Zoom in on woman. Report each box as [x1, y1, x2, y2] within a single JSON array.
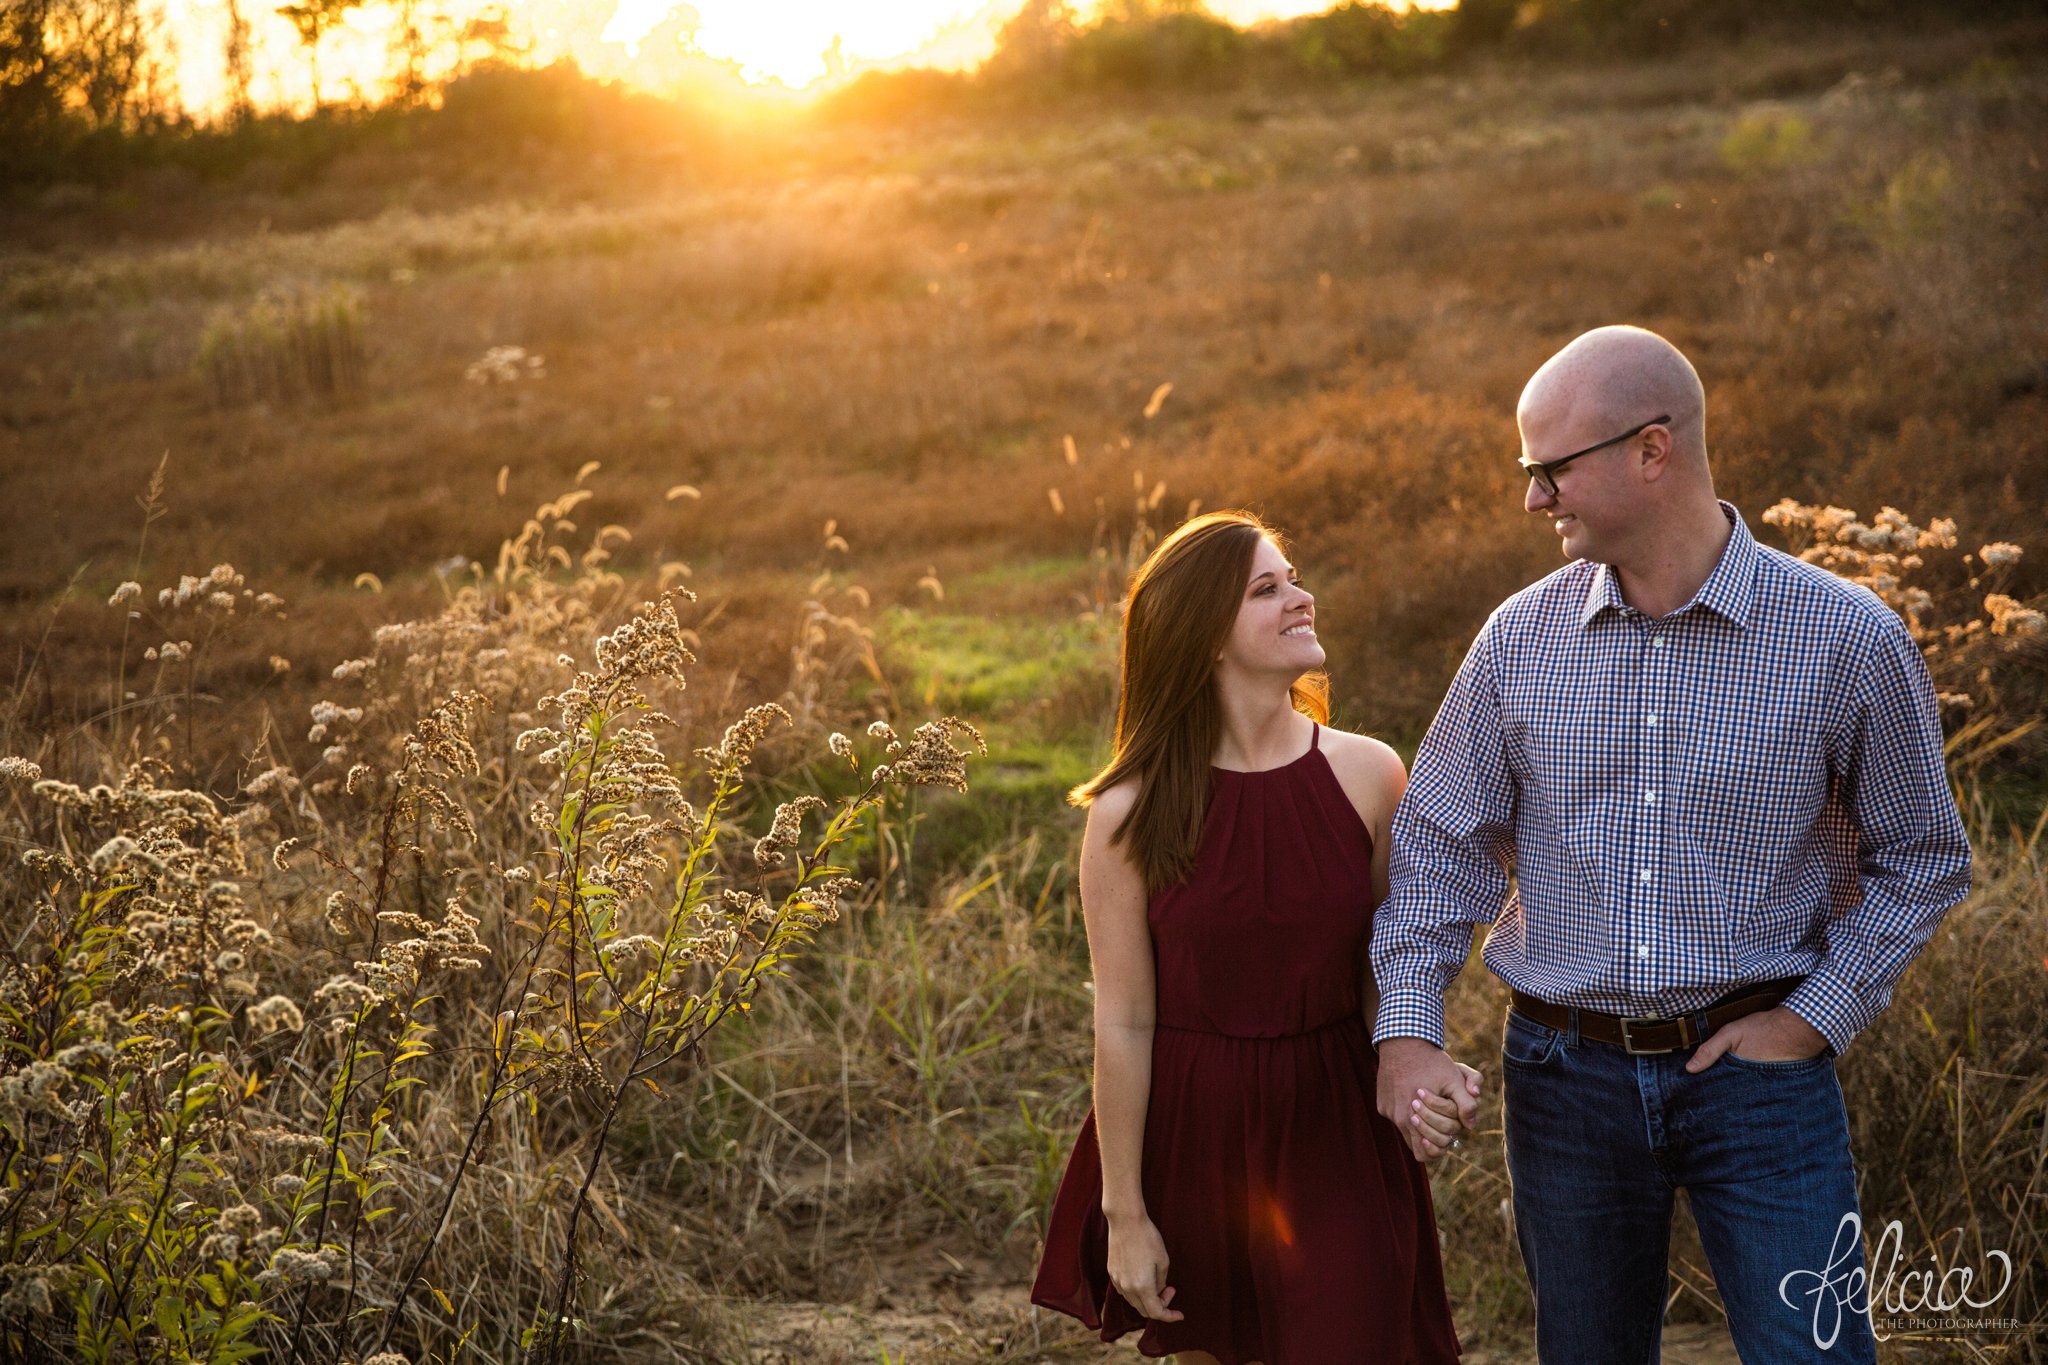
[[1030, 511, 1470, 1365]]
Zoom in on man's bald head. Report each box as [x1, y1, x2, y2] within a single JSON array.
[[1519, 326, 1707, 466]]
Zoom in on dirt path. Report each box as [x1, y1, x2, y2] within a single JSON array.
[[741, 1285, 1742, 1363]]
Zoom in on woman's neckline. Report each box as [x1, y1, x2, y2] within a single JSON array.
[[1211, 721, 1320, 775]]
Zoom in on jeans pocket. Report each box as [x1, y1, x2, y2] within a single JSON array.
[[1720, 1049, 1831, 1074], [1502, 1009, 1562, 1068]]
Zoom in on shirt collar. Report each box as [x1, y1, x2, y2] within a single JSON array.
[[1577, 501, 1756, 631]]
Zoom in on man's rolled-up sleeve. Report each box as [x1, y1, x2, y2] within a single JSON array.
[[1372, 618, 1519, 1050], [1781, 612, 1973, 1057]]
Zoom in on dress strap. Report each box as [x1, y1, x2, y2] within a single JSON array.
[[1309, 720, 1320, 751]]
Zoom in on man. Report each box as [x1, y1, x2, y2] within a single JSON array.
[[1369, 325, 1972, 1362]]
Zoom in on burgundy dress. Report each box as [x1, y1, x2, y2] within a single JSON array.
[[1030, 723, 1461, 1364]]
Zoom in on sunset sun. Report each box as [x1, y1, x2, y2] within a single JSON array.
[[159, 0, 1436, 115], [600, 0, 999, 88]]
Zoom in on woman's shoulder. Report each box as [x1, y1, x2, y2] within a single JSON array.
[[1078, 777, 1145, 882], [1315, 726, 1407, 823], [1317, 725, 1404, 779], [1081, 775, 1140, 829]]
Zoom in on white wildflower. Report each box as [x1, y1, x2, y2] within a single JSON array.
[[465, 345, 545, 385], [1985, 594, 2045, 637], [90, 835, 141, 869], [1979, 542, 2023, 568], [218, 1202, 263, 1234], [243, 767, 298, 798], [247, 993, 303, 1034], [54, 1042, 113, 1068]]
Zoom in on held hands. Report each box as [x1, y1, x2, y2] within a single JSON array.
[[1376, 1038, 1482, 1164], [1105, 1212, 1185, 1323], [1683, 1005, 1830, 1072], [1409, 1064, 1481, 1162]]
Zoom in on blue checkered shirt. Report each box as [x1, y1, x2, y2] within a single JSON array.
[[1371, 502, 1972, 1057]]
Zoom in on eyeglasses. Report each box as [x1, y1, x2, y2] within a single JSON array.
[[1518, 414, 1671, 498]]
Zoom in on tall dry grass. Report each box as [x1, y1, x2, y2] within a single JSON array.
[[0, 477, 989, 1361], [2, 461, 2042, 1362], [197, 287, 366, 408], [4, 21, 2041, 751]]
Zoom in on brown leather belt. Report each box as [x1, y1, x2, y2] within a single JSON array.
[[1508, 977, 1803, 1055]]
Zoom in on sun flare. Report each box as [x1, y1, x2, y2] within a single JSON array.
[[160, 0, 1449, 118], [602, 0, 1004, 88]]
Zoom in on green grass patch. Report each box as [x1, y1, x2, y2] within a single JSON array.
[[880, 603, 1114, 735], [879, 603, 1115, 873], [948, 552, 1098, 597]]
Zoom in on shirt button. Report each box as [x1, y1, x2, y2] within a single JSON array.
[[1639, 867, 1654, 884], [1653, 638, 1667, 650], [1644, 790, 1659, 805], [1645, 714, 1658, 727], [1637, 943, 1652, 960]]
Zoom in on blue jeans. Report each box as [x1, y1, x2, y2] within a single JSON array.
[[1501, 1006, 1878, 1365]]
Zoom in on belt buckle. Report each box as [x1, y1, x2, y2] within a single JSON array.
[[1618, 1015, 1691, 1054]]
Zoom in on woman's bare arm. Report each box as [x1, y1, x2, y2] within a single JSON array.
[[1080, 781, 1181, 1321]]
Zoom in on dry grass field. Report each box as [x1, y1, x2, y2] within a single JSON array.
[[8, 20, 2045, 737], [1, 12, 2044, 1363]]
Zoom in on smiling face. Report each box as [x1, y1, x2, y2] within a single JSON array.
[[1216, 535, 1323, 680], [1518, 400, 1651, 565], [1515, 326, 1710, 569]]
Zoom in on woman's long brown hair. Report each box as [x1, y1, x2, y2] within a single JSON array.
[[1071, 511, 1329, 895]]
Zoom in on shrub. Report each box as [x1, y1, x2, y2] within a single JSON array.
[[1277, 3, 1456, 79], [1758, 499, 2045, 780], [0, 481, 983, 1360], [1062, 8, 1252, 91], [1718, 109, 1822, 174], [195, 286, 366, 408]]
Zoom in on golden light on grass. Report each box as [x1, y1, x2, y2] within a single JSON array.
[[1, 11, 2039, 1355]]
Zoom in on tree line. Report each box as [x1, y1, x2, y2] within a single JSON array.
[[0, 0, 537, 187], [1, 0, 2027, 192]]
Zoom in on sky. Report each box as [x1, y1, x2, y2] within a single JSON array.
[[160, 0, 1452, 118]]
